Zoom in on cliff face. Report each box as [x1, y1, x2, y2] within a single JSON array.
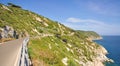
[[0, 3, 111, 66]]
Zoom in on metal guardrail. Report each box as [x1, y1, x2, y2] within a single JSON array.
[[15, 37, 31, 66]]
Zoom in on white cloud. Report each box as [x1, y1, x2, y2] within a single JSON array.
[[66, 17, 80, 23], [65, 17, 120, 35], [66, 17, 105, 25]]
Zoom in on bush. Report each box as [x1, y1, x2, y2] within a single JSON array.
[[68, 60, 77, 66], [55, 34, 61, 39], [62, 39, 67, 43], [8, 3, 21, 8]]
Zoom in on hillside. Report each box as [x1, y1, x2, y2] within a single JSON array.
[[0, 3, 110, 66], [77, 30, 102, 40]]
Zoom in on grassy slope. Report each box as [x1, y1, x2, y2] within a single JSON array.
[[0, 4, 102, 66]]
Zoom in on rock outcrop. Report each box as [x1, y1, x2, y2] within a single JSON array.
[[0, 25, 15, 38], [0, 25, 29, 42]]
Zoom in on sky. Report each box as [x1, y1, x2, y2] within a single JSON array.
[[0, 0, 120, 35]]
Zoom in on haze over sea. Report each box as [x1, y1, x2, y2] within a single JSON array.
[[95, 36, 120, 66]]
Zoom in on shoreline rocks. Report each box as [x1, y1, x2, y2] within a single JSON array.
[[88, 36, 114, 66]]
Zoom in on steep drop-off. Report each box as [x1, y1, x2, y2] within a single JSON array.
[[0, 3, 111, 66]]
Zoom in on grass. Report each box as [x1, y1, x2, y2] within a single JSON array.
[[28, 37, 65, 66], [28, 34, 99, 66], [0, 4, 103, 66]]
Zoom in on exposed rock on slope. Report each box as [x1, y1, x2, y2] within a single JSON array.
[[0, 25, 29, 42], [0, 25, 16, 38], [0, 3, 111, 66]]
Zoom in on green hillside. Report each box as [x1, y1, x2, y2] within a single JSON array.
[[77, 30, 102, 40], [0, 3, 109, 66]]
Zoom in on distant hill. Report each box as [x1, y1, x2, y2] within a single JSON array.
[[0, 3, 110, 66], [77, 30, 102, 40]]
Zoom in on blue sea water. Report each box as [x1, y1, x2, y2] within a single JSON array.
[[95, 36, 120, 66]]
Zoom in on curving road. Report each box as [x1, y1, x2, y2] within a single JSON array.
[[0, 38, 25, 66]]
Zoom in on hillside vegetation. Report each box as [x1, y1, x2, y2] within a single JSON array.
[[0, 3, 109, 66]]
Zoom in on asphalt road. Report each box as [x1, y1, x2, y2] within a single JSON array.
[[0, 38, 25, 66]]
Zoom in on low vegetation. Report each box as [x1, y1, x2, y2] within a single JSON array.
[[0, 3, 103, 66]]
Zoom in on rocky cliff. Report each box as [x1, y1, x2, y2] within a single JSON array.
[[0, 3, 111, 66]]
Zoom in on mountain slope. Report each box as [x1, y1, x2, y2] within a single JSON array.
[[0, 3, 111, 66]]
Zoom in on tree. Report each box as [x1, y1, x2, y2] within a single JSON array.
[[7, 3, 21, 8]]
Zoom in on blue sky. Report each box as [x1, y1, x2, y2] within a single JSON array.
[[0, 0, 120, 35]]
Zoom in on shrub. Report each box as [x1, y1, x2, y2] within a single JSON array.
[[55, 34, 61, 39], [68, 60, 77, 66], [62, 39, 67, 43], [8, 3, 21, 8]]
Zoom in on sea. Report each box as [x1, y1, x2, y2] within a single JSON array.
[[95, 36, 120, 66]]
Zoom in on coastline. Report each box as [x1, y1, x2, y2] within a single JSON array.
[[93, 36, 114, 66], [95, 36, 120, 66]]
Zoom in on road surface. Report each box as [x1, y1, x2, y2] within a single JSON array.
[[0, 38, 25, 66]]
